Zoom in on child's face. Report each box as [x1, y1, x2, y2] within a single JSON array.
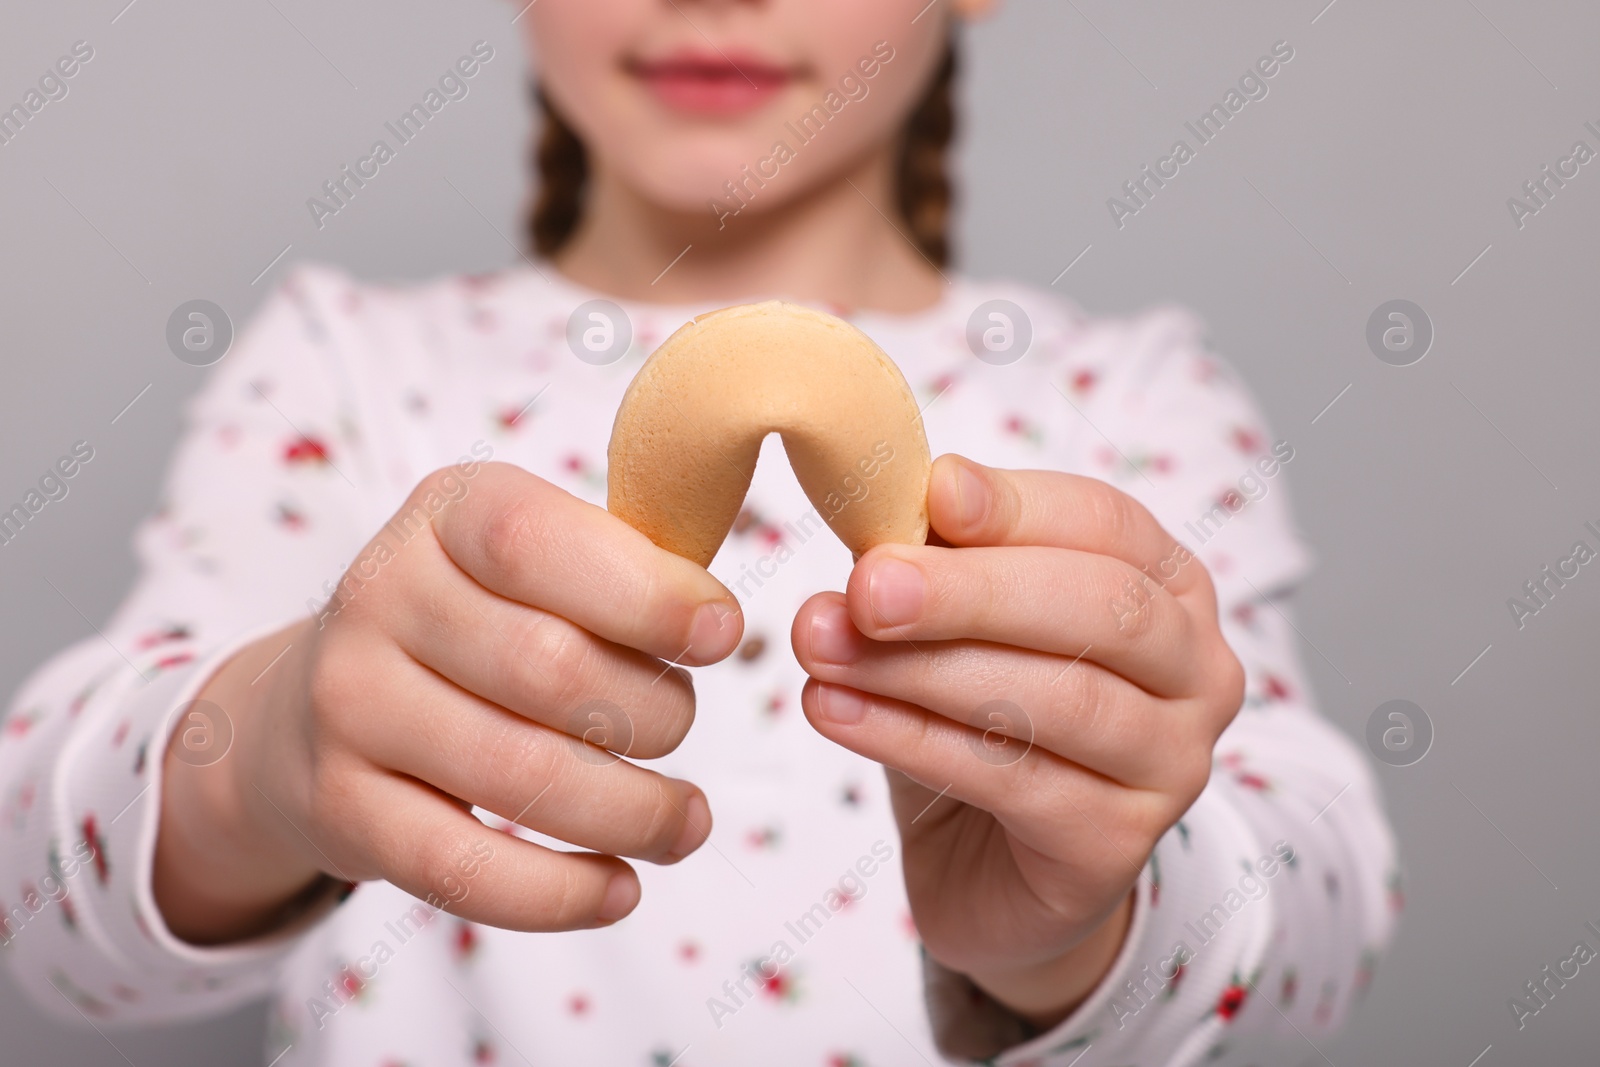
[[523, 0, 967, 217]]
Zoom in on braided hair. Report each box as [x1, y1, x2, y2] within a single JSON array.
[[526, 38, 960, 268]]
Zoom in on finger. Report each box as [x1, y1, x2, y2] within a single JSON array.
[[798, 679, 1177, 858], [341, 773, 642, 932], [361, 659, 711, 865], [792, 593, 1183, 786], [392, 534, 696, 759], [425, 463, 743, 665], [928, 455, 1209, 602], [845, 544, 1201, 696]]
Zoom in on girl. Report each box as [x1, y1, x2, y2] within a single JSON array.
[[0, 2, 1398, 1064]]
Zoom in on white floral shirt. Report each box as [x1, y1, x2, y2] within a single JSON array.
[[0, 263, 1399, 1066]]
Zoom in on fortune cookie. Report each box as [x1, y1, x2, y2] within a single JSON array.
[[607, 301, 932, 566]]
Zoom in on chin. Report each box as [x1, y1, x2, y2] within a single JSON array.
[[614, 135, 803, 217]]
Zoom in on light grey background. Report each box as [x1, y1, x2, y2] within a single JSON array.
[[3, 1, 1597, 1064]]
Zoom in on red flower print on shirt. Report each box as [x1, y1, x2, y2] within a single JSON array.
[[3, 780, 39, 831], [50, 970, 111, 1018], [496, 401, 534, 431], [745, 826, 781, 850], [1231, 426, 1265, 454], [923, 371, 958, 405], [1279, 967, 1299, 1008], [134, 625, 190, 650], [1355, 949, 1378, 998], [1002, 413, 1043, 446], [1235, 771, 1271, 792], [567, 992, 591, 1017], [1313, 979, 1338, 1025], [1068, 367, 1098, 395], [4, 708, 42, 739], [1220, 753, 1272, 791], [335, 963, 366, 1002], [81, 814, 109, 885], [732, 507, 784, 547], [453, 919, 479, 964], [1215, 980, 1247, 1021], [276, 502, 307, 531], [755, 961, 798, 1002], [561, 453, 606, 491], [283, 435, 331, 465], [151, 651, 196, 673], [1099, 449, 1175, 479], [677, 939, 701, 964]]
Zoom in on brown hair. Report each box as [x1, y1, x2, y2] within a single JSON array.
[[527, 37, 960, 267]]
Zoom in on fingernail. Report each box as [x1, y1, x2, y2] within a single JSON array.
[[689, 601, 738, 660], [817, 685, 867, 725], [665, 792, 711, 863], [808, 608, 862, 665], [867, 558, 925, 629], [597, 871, 639, 924], [952, 459, 990, 530]]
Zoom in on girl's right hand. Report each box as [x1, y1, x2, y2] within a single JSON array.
[[153, 462, 743, 944]]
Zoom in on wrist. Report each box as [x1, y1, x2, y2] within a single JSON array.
[[154, 622, 325, 944], [963, 890, 1135, 1029]]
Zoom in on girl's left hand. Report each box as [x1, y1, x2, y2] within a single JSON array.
[[791, 454, 1246, 1025]]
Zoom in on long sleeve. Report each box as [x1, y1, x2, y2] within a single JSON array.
[[0, 265, 386, 1025], [924, 298, 1400, 1066], [1, 267, 1398, 1063]]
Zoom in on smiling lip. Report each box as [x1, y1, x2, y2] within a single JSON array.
[[629, 50, 798, 116]]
